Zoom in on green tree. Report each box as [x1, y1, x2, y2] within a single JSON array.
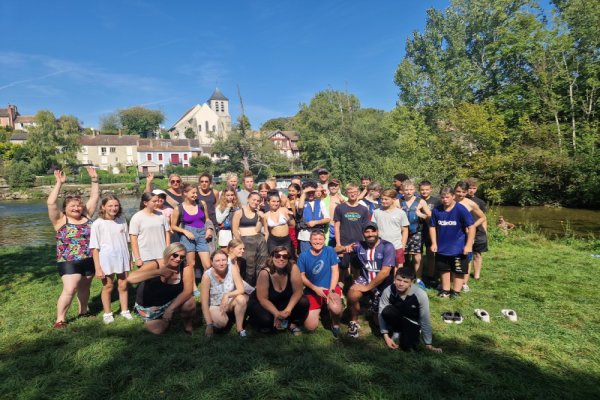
[[189, 155, 213, 172], [7, 161, 35, 188], [119, 107, 165, 138], [184, 127, 195, 139], [260, 117, 293, 132], [99, 112, 121, 133]]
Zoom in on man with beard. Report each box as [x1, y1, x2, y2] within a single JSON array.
[[344, 222, 395, 338]]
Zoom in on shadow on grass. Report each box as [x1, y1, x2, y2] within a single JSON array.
[[1, 319, 598, 400], [0, 245, 56, 286]]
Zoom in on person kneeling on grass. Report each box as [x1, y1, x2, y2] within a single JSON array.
[[127, 243, 196, 335], [298, 230, 343, 338], [378, 267, 441, 352], [200, 250, 249, 338]]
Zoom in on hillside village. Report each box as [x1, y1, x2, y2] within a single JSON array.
[[0, 88, 300, 174]]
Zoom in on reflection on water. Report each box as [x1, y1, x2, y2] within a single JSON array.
[[0, 199, 598, 247]]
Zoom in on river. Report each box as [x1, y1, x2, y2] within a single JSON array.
[[0, 199, 598, 247]]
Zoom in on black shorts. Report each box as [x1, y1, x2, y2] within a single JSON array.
[[405, 231, 422, 254], [436, 254, 468, 275], [473, 240, 488, 253], [57, 258, 95, 277]]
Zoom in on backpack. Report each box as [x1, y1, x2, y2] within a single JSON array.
[[401, 199, 421, 234]]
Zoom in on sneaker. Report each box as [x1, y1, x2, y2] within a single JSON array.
[[462, 284, 471, 292], [238, 329, 248, 338], [474, 309, 491, 323], [103, 312, 114, 324], [453, 312, 464, 324], [120, 310, 133, 320], [449, 291, 460, 299], [347, 321, 360, 338], [332, 326, 341, 339], [438, 290, 450, 298], [442, 312, 454, 323], [416, 279, 427, 290]]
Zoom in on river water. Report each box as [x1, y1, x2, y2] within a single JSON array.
[[0, 199, 598, 247]]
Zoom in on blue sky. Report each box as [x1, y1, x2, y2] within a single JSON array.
[[2, 1, 455, 129]]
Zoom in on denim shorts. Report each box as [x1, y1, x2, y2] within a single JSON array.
[[135, 300, 173, 321], [180, 225, 210, 253]]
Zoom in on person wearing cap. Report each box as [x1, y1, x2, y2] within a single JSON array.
[[344, 222, 395, 338], [378, 267, 441, 352], [321, 179, 347, 247], [316, 168, 330, 187], [152, 189, 174, 223], [297, 181, 330, 254]]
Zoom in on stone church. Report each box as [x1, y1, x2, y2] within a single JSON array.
[[169, 88, 232, 145]]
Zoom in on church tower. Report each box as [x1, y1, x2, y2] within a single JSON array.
[[208, 88, 231, 135]]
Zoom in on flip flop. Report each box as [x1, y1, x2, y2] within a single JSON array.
[[501, 309, 518, 322], [442, 311, 454, 324], [474, 309, 490, 323]]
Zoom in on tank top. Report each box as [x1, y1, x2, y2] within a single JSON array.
[[267, 271, 293, 305], [136, 261, 184, 307], [207, 267, 235, 306], [56, 216, 92, 262], [164, 190, 183, 209], [197, 190, 217, 225], [181, 205, 206, 229], [239, 208, 259, 228]]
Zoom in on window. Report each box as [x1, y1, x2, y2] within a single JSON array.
[[205, 121, 209, 133], [158, 153, 163, 161], [198, 124, 202, 132], [110, 147, 116, 153], [212, 125, 216, 132], [147, 154, 152, 161], [183, 154, 188, 161], [101, 147, 107, 155]]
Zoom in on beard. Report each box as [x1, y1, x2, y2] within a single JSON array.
[[364, 235, 378, 246]]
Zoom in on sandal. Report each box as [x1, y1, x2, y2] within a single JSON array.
[[474, 309, 490, 323], [501, 309, 518, 322], [288, 326, 302, 336], [53, 321, 68, 329]]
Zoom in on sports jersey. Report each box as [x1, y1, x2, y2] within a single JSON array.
[[429, 203, 474, 256], [297, 246, 340, 294], [352, 239, 395, 289]]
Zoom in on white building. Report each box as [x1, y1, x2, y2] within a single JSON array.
[[136, 138, 203, 173], [169, 88, 232, 145]]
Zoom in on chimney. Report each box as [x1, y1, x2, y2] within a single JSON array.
[[118, 128, 122, 136]]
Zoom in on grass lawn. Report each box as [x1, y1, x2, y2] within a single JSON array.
[[1, 230, 599, 399]]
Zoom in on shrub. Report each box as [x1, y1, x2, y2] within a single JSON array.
[[8, 161, 36, 188]]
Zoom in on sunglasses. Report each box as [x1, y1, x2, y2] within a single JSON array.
[[170, 179, 181, 184], [65, 195, 81, 200], [170, 253, 185, 260], [273, 253, 289, 260]]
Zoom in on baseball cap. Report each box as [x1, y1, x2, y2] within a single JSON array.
[[363, 222, 378, 231], [152, 189, 167, 198], [328, 179, 341, 187], [317, 168, 329, 174]]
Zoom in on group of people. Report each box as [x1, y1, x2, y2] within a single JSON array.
[[48, 167, 491, 352]]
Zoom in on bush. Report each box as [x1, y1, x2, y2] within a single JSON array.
[[8, 161, 36, 188]]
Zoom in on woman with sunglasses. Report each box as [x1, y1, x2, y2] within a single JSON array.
[[231, 192, 268, 286], [130, 192, 171, 269], [247, 246, 309, 335], [216, 186, 240, 248], [200, 250, 248, 337], [47, 167, 100, 329], [262, 192, 294, 255], [145, 173, 183, 209], [128, 243, 195, 334]]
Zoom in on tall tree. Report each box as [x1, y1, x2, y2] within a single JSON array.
[[119, 107, 165, 138], [99, 112, 121, 133]]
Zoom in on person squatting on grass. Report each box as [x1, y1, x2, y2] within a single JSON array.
[[200, 250, 249, 338], [297, 230, 343, 338], [90, 195, 133, 324], [247, 246, 309, 335], [378, 267, 442, 353], [48, 167, 99, 329], [128, 243, 196, 335]]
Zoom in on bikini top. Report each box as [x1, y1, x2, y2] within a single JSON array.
[[239, 208, 259, 228], [267, 212, 289, 228]]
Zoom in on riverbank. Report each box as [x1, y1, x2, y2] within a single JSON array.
[[0, 183, 140, 200], [0, 230, 598, 399]]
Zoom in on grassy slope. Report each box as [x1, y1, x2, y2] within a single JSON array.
[[1, 232, 599, 400]]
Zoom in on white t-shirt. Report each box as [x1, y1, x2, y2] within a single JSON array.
[[373, 207, 409, 249], [90, 216, 131, 274], [129, 210, 170, 261]]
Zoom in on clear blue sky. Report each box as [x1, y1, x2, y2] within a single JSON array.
[[2, 1, 455, 129]]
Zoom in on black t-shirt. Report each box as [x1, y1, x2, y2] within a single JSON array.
[[468, 196, 487, 237], [333, 203, 370, 246]]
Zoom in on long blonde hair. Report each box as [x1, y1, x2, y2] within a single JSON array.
[[162, 242, 186, 265]]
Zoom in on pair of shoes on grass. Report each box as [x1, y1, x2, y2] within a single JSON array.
[[442, 311, 463, 324], [103, 310, 134, 324], [474, 309, 518, 323], [438, 290, 461, 298]]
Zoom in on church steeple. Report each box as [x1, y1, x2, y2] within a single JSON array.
[[208, 88, 229, 117]]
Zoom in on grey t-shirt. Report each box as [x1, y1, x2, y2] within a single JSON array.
[[238, 189, 252, 206], [373, 208, 409, 250], [129, 210, 170, 261]]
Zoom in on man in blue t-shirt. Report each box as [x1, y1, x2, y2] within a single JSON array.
[[429, 187, 475, 298], [297, 230, 343, 337], [344, 222, 395, 338]]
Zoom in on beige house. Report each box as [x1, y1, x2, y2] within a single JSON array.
[[0, 104, 36, 131], [78, 134, 139, 173], [268, 130, 300, 159]]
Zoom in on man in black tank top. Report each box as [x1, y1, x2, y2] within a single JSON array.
[[197, 173, 219, 226]]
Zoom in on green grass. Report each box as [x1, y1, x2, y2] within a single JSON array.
[[1, 230, 599, 399]]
